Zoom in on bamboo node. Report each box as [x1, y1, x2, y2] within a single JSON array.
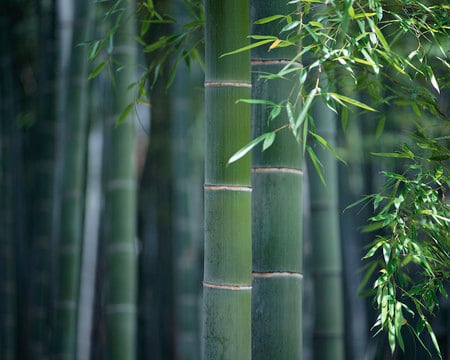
[[251, 59, 302, 67], [204, 81, 251, 88], [203, 281, 252, 290], [252, 167, 303, 175], [252, 271, 303, 279], [204, 184, 252, 192]]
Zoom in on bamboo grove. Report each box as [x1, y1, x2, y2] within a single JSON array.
[[1, 1, 449, 360]]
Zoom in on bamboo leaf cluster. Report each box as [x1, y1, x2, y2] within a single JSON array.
[[226, 1, 448, 168], [356, 130, 450, 358]]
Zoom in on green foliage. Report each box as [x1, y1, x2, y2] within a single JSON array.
[[87, 0, 204, 124], [226, 1, 448, 178], [91, 0, 450, 355], [228, 1, 449, 354], [354, 129, 450, 358]]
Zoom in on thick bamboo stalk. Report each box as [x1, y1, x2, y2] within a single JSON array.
[[203, 0, 252, 358], [250, 1, 303, 359], [54, 0, 93, 357], [171, 5, 203, 359], [77, 113, 103, 360], [28, 1, 57, 357], [103, 1, 138, 359], [172, 65, 202, 359], [0, 26, 17, 359], [308, 100, 345, 360], [336, 75, 370, 359]]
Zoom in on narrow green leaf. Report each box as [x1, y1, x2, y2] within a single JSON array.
[[425, 321, 442, 359], [220, 39, 274, 58], [88, 40, 101, 60], [228, 132, 270, 164], [294, 88, 317, 135], [375, 115, 385, 139], [307, 146, 325, 185], [363, 240, 384, 259], [358, 261, 378, 293], [344, 194, 374, 212], [309, 21, 323, 28], [116, 103, 133, 126], [286, 101, 295, 130], [281, 20, 300, 32], [269, 105, 281, 121], [302, 113, 309, 153], [430, 73, 440, 93], [328, 92, 377, 112], [348, 5, 355, 19], [254, 14, 285, 25], [237, 99, 278, 106], [370, 152, 413, 159], [262, 132, 275, 151], [89, 61, 107, 80], [373, 24, 391, 51], [309, 131, 346, 164], [249, 35, 278, 40]]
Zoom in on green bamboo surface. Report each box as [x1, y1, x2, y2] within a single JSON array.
[[172, 63, 202, 359], [104, 2, 138, 359], [337, 75, 371, 359], [29, 2, 57, 357], [250, 1, 303, 358], [172, 6, 202, 359], [309, 100, 344, 360], [54, 0, 93, 357], [136, 1, 174, 357], [0, 24, 17, 358], [204, 0, 252, 358]]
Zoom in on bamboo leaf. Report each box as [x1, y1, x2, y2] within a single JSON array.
[[425, 321, 442, 359], [89, 61, 107, 80], [236, 99, 278, 106], [228, 132, 272, 164], [309, 131, 346, 164], [116, 103, 133, 126], [430, 73, 440, 93], [294, 88, 317, 135], [262, 132, 275, 151], [370, 152, 413, 159], [281, 20, 300, 32], [220, 39, 274, 58], [269, 105, 281, 121], [372, 24, 391, 52], [249, 35, 278, 40], [88, 40, 101, 60], [307, 146, 325, 184], [375, 115, 385, 139], [286, 101, 295, 130], [254, 14, 285, 24], [328, 92, 377, 112], [269, 39, 282, 50]]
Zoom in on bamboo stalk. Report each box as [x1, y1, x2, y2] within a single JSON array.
[[53, 0, 93, 357], [28, 1, 57, 357], [203, 0, 252, 358], [0, 24, 18, 358], [250, 1, 303, 358], [308, 100, 345, 360], [104, 1, 138, 359], [171, 63, 202, 360]]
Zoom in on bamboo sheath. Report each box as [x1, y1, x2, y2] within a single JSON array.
[[203, 0, 252, 358], [250, 1, 303, 358]]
